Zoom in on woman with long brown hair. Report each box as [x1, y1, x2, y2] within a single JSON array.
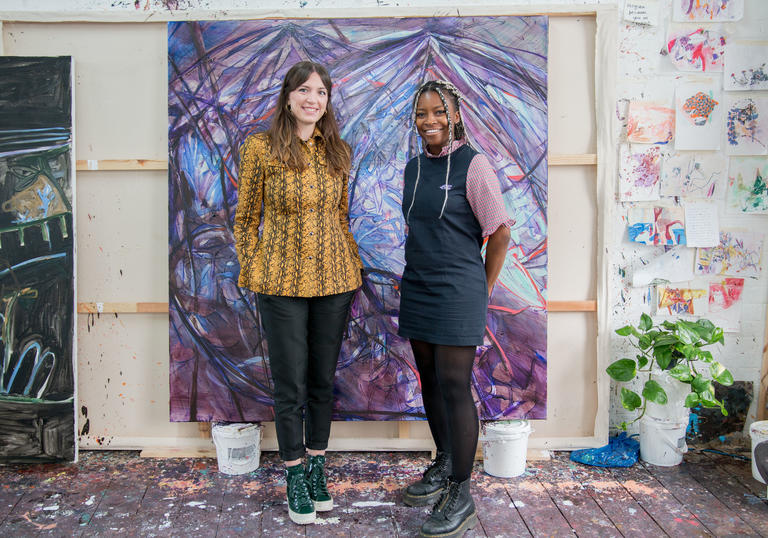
[[234, 61, 362, 525]]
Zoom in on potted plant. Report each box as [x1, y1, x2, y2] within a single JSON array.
[[606, 313, 733, 464]]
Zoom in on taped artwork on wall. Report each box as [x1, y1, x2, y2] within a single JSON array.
[[708, 277, 744, 332], [619, 144, 662, 201], [0, 57, 76, 462], [673, 0, 744, 22], [626, 101, 675, 144], [724, 41, 768, 91], [167, 18, 549, 422], [726, 157, 768, 214], [675, 82, 722, 150], [725, 96, 768, 156], [660, 151, 726, 199], [695, 230, 764, 278], [664, 27, 725, 72], [656, 282, 707, 316]]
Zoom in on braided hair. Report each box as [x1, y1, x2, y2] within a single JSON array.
[[405, 80, 466, 224]]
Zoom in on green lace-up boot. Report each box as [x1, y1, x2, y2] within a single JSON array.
[[306, 454, 333, 511], [285, 463, 316, 524], [403, 451, 451, 506]]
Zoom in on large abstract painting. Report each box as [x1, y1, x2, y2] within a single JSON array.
[[168, 18, 548, 422], [0, 57, 76, 462]]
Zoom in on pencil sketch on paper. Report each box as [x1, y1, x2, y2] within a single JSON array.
[[724, 42, 768, 91], [665, 27, 725, 72], [657, 284, 707, 316], [619, 144, 662, 201], [673, 0, 744, 22], [660, 151, 726, 199], [653, 206, 686, 246], [726, 157, 768, 214], [708, 277, 744, 332], [627, 101, 675, 144], [725, 97, 768, 155], [695, 230, 764, 278]]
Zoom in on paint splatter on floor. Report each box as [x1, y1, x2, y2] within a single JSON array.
[[0, 450, 765, 536]]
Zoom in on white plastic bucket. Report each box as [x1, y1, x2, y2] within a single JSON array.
[[749, 420, 768, 483], [480, 420, 532, 478], [212, 422, 262, 475], [645, 371, 690, 423], [639, 415, 688, 466]]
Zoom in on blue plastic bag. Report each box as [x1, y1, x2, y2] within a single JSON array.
[[570, 432, 640, 468]]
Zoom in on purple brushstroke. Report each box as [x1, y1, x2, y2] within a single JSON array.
[[168, 17, 548, 422]]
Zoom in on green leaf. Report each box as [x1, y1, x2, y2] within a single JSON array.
[[662, 320, 676, 330], [637, 355, 649, 369], [668, 364, 694, 383], [619, 421, 628, 431], [675, 321, 699, 345], [692, 375, 714, 395], [654, 334, 679, 346], [710, 363, 734, 386], [654, 345, 674, 370], [642, 380, 668, 405], [699, 390, 719, 408], [675, 343, 697, 360], [711, 327, 725, 345], [698, 350, 713, 361], [620, 387, 642, 411], [606, 359, 637, 382], [616, 326, 634, 336], [639, 313, 653, 331], [638, 334, 652, 350], [684, 393, 700, 407]]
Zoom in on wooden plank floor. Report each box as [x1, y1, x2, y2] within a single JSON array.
[[0, 449, 766, 536]]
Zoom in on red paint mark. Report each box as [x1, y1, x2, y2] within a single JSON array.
[[673, 517, 701, 527], [485, 325, 515, 377], [507, 174, 525, 181]]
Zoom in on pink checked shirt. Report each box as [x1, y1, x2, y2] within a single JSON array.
[[425, 139, 514, 237]]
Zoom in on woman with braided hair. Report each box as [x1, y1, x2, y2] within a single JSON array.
[[399, 80, 512, 538]]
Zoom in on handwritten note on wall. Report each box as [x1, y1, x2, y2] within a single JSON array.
[[624, 0, 660, 26]]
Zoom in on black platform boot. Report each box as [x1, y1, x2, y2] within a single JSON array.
[[418, 477, 477, 538], [403, 452, 452, 506]]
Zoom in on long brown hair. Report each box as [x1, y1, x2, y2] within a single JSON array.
[[267, 61, 351, 177]]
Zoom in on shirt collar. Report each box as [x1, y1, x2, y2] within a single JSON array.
[[424, 138, 466, 158], [299, 126, 324, 145]]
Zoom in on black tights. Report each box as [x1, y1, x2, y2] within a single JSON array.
[[410, 339, 478, 482]]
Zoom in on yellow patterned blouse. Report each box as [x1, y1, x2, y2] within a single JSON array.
[[234, 130, 363, 297]]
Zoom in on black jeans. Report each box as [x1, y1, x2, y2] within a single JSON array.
[[257, 290, 355, 461]]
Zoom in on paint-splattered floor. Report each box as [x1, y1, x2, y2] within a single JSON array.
[[1, 449, 766, 536]]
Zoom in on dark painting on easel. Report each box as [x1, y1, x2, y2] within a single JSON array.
[[0, 57, 76, 462]]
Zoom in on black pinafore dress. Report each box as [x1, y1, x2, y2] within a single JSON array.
[[398, 144, 488, 346]]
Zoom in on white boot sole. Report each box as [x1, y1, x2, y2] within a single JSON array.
[[288, 508, 316, 525], [314, 498, 334, 512]]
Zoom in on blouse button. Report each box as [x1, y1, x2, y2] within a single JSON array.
[[309, 256, 313, 260], [309, 208, 314, 213], [309, 232, 314, 236]]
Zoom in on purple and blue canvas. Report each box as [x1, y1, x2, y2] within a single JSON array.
[[168, 18, 548, 422]]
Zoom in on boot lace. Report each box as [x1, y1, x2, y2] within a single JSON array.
[[432, 480, 461, 518], [308, 459, 329, 496], [288, 470, 312, 508], [423, 452, 450, 482]]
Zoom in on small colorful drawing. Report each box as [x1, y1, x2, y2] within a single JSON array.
[[673, 0, 744, 22], [684, 91, 719, 124], [708, 277, 744, 332], [675, 83, 722, 150], [619, 144, 662, 201], [627, 101, 675, 144], [665, 27, 725, 72], [725, 97, 768, 155], [695, 230, 763, 278], [660, 151, 726, 199], [724, 42, 768, 91], [627, 206, 654, 245], [653, 206, 686, 246], [657, 284, 707, 316], [726, 157, 768, 214]]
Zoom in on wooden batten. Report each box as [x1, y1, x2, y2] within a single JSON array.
[[75, 154, 596, 172]]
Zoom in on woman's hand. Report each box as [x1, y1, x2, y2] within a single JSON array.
[[485, 225, 511, 297]]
